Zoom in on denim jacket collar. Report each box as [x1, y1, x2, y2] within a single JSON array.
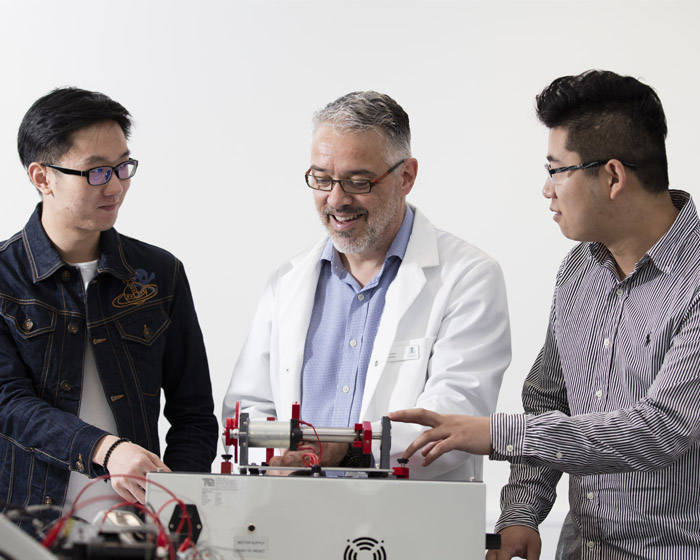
[[23, 203, 134, 283]]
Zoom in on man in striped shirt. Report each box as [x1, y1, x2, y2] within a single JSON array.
[[391, 70, 700, 559]]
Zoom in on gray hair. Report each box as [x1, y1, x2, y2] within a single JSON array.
[[312, 91, 411, 164]]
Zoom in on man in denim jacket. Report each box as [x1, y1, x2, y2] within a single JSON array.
[[0, 88, 217, 529]]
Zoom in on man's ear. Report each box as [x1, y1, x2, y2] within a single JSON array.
[[605, 159, 629, 201], [27, 162, 52, 195], [399, 158, 418, 197]]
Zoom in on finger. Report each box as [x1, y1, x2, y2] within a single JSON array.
[[110, 479, 141, 504], [420, 440, 440, 456], [278, 451, 305, 467], [148, 454, 169, 471], [527, 541, 541, 560], [130, 483, 146, 504], [389, 408, 439, 427], [268, 469, 292, 477], [268, 455, 284, 467], [402, 430, 437, 459], [402, 425, 452, 459], [421, 438, 457, 467]]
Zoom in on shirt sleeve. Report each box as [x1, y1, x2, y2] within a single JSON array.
[[491, 344, 567, 531], [494, 292, 700, 474], [493, 273, 700, 531]]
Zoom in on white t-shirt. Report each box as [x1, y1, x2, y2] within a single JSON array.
[[63, 260, 121, 522]]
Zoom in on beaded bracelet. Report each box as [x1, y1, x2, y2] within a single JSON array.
[[103, 437, 130, 474]]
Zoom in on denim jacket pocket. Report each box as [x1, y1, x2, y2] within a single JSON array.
[[115, 305, 171, 346], [1, 298, 57, 339], [1, 299, 58, 390], [114, 305, 171, 396]]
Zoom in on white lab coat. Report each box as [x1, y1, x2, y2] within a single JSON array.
[[223, 207, 511, 480]]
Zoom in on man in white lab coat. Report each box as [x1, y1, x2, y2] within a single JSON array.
[[223, 91, 511, 480]]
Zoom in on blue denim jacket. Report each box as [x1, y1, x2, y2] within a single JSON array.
[[0, 204, 217, 523]]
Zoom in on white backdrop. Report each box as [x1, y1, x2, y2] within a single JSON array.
[[2, 1, 698, 557]]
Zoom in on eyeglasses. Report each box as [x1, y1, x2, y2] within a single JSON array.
[[43, 159, 139, 186], [305, 159, 406, 194], [545, 159, 638, 185]]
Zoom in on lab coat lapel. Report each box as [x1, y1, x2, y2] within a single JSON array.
[[360, 208, 439, 419], [276, 240, 325, 418]]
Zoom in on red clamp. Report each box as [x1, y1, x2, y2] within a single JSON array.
[[221, 401, 240, 472], [266, 416, 275, 463]]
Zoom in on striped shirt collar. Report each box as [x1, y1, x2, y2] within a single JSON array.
[[588, 190, 697, 276]]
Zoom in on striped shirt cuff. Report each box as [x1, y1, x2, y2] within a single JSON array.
[[490, 412, 527, 462]]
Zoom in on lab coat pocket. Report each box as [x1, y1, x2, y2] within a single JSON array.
[[379, 337, 436, 407]]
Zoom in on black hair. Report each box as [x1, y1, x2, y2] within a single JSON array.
[[17, 87, 132, 168], [536, 70, 668, 193]]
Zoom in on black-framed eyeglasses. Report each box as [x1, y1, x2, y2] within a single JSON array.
[[545, 159, 638, 185], [305, 159, 406, 194], [42, 159, 139, 186]]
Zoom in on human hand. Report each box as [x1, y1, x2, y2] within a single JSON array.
[[388, 408, 492, 466], [93, 436, 170, 503], [485, 526, 541, 559], [267, 441, 349, 475]]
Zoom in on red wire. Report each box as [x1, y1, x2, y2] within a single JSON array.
[[298, 420, 323, 466], [42, 472, 193, 560]]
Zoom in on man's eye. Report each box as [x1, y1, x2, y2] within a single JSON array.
[[314, 177, 332, 186], [349, 180, 370, 188]]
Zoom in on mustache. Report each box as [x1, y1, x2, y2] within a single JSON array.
[[323, 206, 368, 218]]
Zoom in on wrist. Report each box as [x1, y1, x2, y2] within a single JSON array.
[[93, 435, 120, 466], [100, 437, 130, 474]]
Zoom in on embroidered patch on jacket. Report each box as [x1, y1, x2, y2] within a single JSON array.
[[112, 269, 159, 308]]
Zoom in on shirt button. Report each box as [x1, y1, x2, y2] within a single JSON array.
[[75, 459, 85, 473], [342, 385, 350, 393], [61, 270, 71, 282], [374, 361, 379, 367], [556, 451, 563, 459], [587, 541, 595, 549], [357, 294, 365, 301], [603, 338, 610, 348], [595, 390, 603, 399], [60, 379, 72, 391], [587, 492, 594, 501], [349, 339, 357, 348], [23, 318, 34, 332], [143, 325, 153, 339], [43, 496, 53, 505], [616, 288, 624, 297], [505, 444, 514, 453], [67, 323, 80, 335]]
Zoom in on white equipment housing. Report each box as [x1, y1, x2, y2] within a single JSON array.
[[146, 472, 487, 559]]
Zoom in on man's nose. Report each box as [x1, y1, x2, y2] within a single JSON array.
[[327, 181, 353, 206], [542, 177, 556, 199], [102, 171, 126, 195]]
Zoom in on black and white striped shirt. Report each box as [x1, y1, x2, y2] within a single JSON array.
[[491, 191, 700, 559]]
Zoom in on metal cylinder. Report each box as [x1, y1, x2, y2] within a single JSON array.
[[235, 421, 382, 448], [244, 421, 293, 448]]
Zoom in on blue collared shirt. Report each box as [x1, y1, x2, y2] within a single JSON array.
[[300, 206, 415, 428]]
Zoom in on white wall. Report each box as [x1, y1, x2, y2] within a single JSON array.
[[2, 1, 698, 557]]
